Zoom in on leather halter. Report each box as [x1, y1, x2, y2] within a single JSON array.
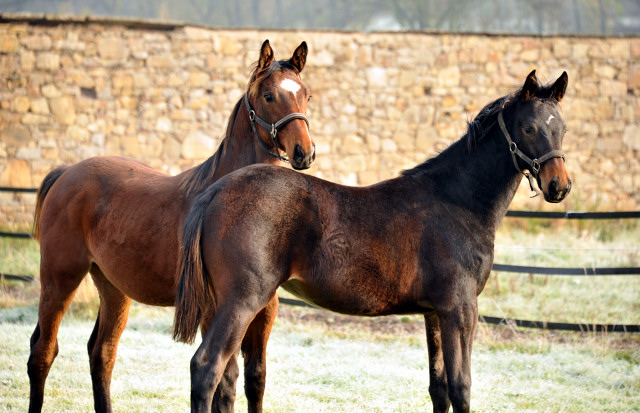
[[498, 109, 565, 198], [244, 93, 310, 163]]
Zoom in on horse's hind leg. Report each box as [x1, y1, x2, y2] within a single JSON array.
[[28, 263, 88, 412], [241, 295, 278, 413], [211, 354, 240, 413], [87, 267, 132, 413], [201, 310, 240, 413], [202, 296, 277, 413], [191, 302, 266, 412], [424, 311, 451, 413]]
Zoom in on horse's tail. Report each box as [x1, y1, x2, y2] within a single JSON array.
[[33, 165, 69, 242], [172, 187, 220, 344]]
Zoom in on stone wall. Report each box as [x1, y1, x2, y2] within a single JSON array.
[[1, 15, 639, 227]]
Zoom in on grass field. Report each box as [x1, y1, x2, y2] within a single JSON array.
[[1, 303, 639, 412], [1, 219, 639, 412]]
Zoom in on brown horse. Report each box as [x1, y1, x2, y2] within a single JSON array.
[[28, 40, 315, 413], [173, 71, 571, 413]]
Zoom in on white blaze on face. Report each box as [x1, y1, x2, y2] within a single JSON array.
[[279, 77, 310, 136], [280, 78, 301, 96], [546, 114, 555, 125]]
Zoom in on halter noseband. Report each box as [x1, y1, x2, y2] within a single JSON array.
[[497, 108, 565, 198], [244, 93, 310, 163]]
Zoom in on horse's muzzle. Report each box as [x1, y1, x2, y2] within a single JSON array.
[[544, 176, 572, 203], [291, 143, 315, 170]]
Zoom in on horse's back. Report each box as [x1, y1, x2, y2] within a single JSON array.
[[55, 155, 162, 188], [38, 156, 170, 231]]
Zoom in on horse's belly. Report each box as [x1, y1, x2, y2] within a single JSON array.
[[123, 281, 176, 306], [280, 278, 424, 316], [92, 260, 177, 306], [87, 227, 182, 306]]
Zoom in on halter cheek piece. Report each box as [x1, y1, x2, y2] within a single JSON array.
[[497, 109, 565, 198], [244, 93, 310, 164]]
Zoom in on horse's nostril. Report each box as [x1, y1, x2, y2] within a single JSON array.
[[293, 144, 304, 162], [548, 177, 571, 202]]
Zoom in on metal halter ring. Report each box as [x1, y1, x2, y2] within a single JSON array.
[[531, 159, 541, 174]]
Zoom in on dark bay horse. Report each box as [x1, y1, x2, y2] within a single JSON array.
[[173, 70, 571, 413], [28, 40, 315, 413]]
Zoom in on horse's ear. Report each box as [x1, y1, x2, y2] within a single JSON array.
[[551, 71, 568, 102], [522, 70, 538, 101], [290, 41, 308, 73], [258, 39, 274, 69]]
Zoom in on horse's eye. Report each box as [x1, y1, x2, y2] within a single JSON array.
[[307, 95, 312, 102], [264, 93, 274, 103], [523, 125, 536, 135]]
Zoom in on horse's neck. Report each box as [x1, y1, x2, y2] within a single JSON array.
[[434, 129, 523, 232], [179, 100, 280, 199], [211, 108, 280, 182]]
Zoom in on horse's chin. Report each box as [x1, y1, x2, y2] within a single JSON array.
[[543, 193, 564, 203], [291, 163, 311, 171]]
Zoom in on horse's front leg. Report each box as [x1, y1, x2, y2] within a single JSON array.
[[438, 300, 478, 413], [424, 310, 451, 413], [241, 295, 278, 413]]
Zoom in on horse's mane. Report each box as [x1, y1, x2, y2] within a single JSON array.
[[178, 58, 300, 198], [402, 78, 559, 177], [177, 98, 241, 198]]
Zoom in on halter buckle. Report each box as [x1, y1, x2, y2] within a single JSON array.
[[531, 159, 540, 175], [509, 141, 517, 154], [248, 110, 256, 122]]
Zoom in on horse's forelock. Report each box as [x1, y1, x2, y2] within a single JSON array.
[[465, 76, 562, 148], [246, 60, 300, 99], [514, 75, 563, 103], [534, 83, 562, 102]]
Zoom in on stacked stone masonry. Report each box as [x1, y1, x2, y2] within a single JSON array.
[[1, 16, 639, 227]]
